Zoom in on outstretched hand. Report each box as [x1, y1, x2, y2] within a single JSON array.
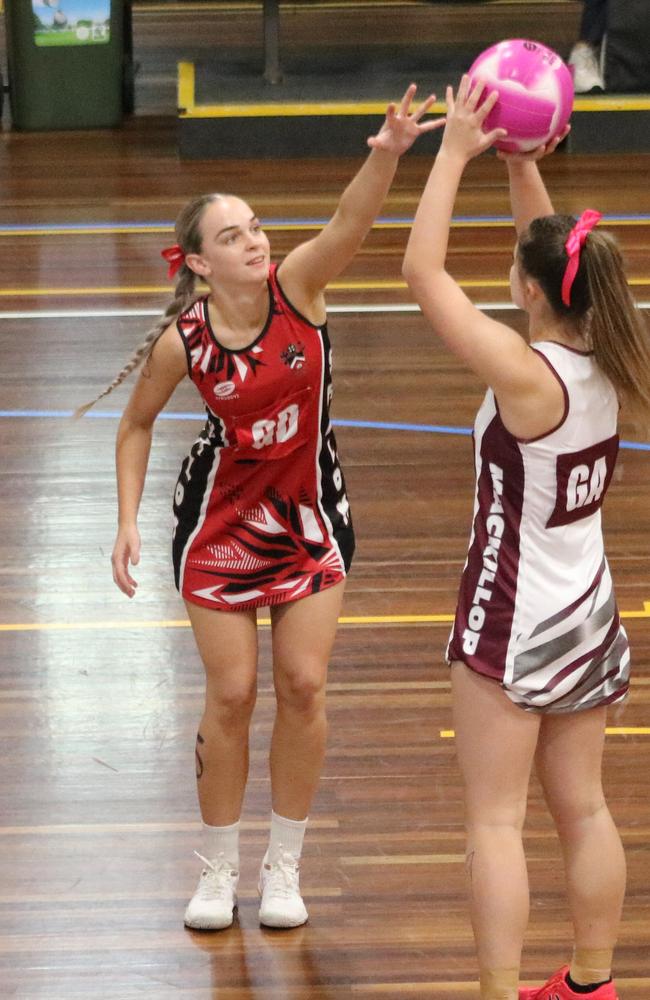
[[440, 74, 507, 161], [497, 124, 571, 162], [367, 83, 445, 156]]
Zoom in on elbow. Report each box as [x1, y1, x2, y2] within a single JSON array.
[[401, 256, 415, 284], [402, 257, 445, 301], [402, 254, 427, 291], [118, 410, 155, 440]]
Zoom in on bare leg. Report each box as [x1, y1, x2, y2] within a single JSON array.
[[185, 601, 258, 826], [269, 581, 345, 819], [451, 662, 540, 999], [536, 708, 625, 983]]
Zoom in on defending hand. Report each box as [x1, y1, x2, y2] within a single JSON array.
[[367, 83, 446, 156]]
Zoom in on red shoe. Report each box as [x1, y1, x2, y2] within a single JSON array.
[[519, 966, 619, 1000]]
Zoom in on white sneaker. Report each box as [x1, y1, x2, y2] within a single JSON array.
[[568, 42, 605, 93], [184, 851, 238, 930], [258, 847, 308, 928]]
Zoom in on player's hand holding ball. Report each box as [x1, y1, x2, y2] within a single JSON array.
[[440, 75, 508, 163]]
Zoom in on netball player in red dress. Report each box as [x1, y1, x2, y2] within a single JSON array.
[[81, 86, 444, 931], [404, 78, 650, 1000]]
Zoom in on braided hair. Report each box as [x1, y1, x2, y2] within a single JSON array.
[[74, 194, 223, 418]]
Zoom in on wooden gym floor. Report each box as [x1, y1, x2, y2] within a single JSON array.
[[0, 118, 649, 997]]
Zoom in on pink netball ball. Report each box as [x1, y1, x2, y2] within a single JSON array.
[[468, 39, 574, 153]]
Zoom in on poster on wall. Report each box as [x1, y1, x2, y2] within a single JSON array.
[[32, 0, 110, 46]]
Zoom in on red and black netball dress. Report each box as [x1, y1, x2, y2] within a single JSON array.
[[171, 264, 354, 611]]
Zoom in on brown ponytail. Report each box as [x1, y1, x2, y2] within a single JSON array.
[[74, 193, 225, 419], [583, 232, 650, 424], [518, 215, 650, 425]]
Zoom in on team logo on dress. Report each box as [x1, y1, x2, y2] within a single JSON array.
[[281, 343, 305, 370], [214, 380, 237, 399]]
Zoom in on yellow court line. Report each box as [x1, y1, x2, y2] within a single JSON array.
[[180, 101, 443, 120], [178, 58, 650, 118], [441, 728, 650, 738], [354, 979, 650, 995], [179, 94, 650, 121], [0, 285, 171, 297], [330, 278, 649, 290], [178, 59, 195, 113], [1, 219, 648, 238], [574, 96, 650, 112], [181, 98, 650, 120], [3, 276, 649, 298], [0, 226, 177, 238], [0, 613, 454, 633], [1, 604, 649, 633], [375, 219, 650, 231]]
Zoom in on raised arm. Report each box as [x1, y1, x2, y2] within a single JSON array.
[[278, 84, 445, 319], [500, 127, 568, 236], [112, 325, 187, 597], [402, 77, 565, 439]]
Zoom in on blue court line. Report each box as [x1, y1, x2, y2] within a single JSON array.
[[2, 408, 649, 451], [1, 213, 649, 233], [333, 417, 472, 435]]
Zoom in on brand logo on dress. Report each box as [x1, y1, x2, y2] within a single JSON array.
[[214, 381, 237, 399], [281, 343, 305, 370]]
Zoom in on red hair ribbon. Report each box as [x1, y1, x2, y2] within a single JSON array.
[[561, 209, 602, 307], [161, 243, 186, 279]]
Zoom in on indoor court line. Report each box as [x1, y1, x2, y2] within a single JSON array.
[[0, 303, 487, 317], [0, 819, 341, 837], [3, 678, 649, 696], [441, 728, 650, 738], [2, 407, 650, 451], [351, 981, 650, 995], [1, 214, 649, 237], [2, 276, 650, 297], [1, 604, 648, 631], [2, 300, 649, 317]]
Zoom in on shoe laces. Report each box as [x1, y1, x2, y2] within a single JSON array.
[[263, 847, 301, 899], [193, 851, 237, 901]]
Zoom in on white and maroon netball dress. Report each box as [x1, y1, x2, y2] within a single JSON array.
[[447, 341, 629, 713], [172, 264, 354, 611]]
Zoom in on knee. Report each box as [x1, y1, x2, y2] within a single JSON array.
[[465, 816, 527, 842], [548, 790, 607, 832], [275, 664, 326, 716], [205, 681, 257, 729], [465, 799, 528, 836]]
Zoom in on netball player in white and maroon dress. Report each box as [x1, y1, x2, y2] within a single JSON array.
[[79, 86, 444, 932], [403, 78, 650, 1000]]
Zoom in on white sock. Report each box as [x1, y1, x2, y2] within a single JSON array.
[[201, 820, 240, 868], [266, 810, 308, 863]]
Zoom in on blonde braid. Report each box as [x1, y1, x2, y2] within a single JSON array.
[[73, 267, 198, 419]]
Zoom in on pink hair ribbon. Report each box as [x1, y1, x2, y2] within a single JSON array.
[[561, 209, 602, 307], [161, 243, 186, 279]]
